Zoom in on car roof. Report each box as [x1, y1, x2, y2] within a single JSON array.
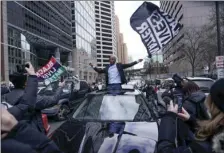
[[186, 77, 214, 81], [164, 78, 173, 81], [164, 77, 214, 81], [90, 89, 141, 96]]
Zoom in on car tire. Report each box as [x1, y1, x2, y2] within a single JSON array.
[[55, 104, 70, 121]]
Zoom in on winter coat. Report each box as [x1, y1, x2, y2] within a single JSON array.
[[93, 61, 138, 85], [5, 76, 63, 133], [1, 86, 10, 95], [183, 91, 210, 120], [2, 121, 62, 153], [157, 112, 224, 153], [5, 75, 38, 121]]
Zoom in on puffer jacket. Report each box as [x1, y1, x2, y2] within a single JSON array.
[[183, 91, 210, 120], [157, 112, 224, 153]]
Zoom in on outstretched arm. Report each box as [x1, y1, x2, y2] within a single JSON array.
[[122, 59, 143, 69], [35, 87, 63, 110], [89, 63, 106, 73]]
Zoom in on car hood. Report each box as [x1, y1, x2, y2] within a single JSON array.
[[51, 121, 158, 153]]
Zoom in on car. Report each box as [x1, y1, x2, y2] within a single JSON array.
[[50, 88, 159, 153], [157, 77, 215, 106], [185, 77, 215, 96], [41, 79, 91, 121], [159, 77, 214, 95]]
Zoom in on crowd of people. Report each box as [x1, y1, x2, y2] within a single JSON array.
[[1, 56, 224, 153]]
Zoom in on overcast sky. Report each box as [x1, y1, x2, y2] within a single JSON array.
[[115, 1, 160, 68]]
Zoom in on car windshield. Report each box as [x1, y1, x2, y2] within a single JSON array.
[[192, 80, 214, 90], [73, 94, 152, 122]]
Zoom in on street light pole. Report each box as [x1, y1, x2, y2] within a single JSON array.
[[216, 1, 222, 56]]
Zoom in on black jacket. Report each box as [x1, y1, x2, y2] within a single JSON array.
[[32, 87, 63, 133], [2, 121, 62, 153], [5, 76, 63, 133], [183, 91, 209, 120], [93, 61, 138, 85], [6, 75, 38, 121], [157, 112, 224, 153]]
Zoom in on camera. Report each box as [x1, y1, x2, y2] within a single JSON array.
[[16, 64, 29, 74], [172, 74, 184, 113], [172, 74, 183, 88]]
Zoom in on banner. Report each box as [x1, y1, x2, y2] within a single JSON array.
[[36, 57, 66, 83], [130, 2, 182, 57]]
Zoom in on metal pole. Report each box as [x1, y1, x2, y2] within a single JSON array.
[[216, 1, 221, 56]]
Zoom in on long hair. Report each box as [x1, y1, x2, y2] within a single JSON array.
[[182, 81, 200, 96], [196, 94, 224, 141]]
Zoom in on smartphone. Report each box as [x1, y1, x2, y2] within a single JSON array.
[[176, 94, 183, 113]]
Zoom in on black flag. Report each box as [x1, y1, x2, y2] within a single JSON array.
[[130, 2, 182, 58]]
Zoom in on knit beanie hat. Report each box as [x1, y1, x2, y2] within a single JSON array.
[[210, 78, 224, 113]]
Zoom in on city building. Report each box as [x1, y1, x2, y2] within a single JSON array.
[[160, 1, 216, 75], [1, 1, 8, 82], [121, 43, 128, 64], [115, 15, 128, 64], [115, 15, 122, 62], [95, 1, 117, 68], [3, 1, 73, 78], [71, 1, 97, 83], [151, 52, 163, 63]]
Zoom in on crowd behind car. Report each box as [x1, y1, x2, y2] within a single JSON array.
[[1, 62, 224, 153]]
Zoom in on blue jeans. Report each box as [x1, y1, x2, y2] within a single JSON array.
[[107, 84, 122, 95]]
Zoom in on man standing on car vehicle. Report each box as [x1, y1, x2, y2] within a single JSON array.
[[89, 55, 143, 94]]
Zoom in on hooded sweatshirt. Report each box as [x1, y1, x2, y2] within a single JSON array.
[[183, 91, 210, 120]]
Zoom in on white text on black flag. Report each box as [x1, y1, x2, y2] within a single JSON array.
[[135, 9, 173, 53]]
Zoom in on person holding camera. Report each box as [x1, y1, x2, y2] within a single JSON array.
[[4, 62, 65, 133], [157, 79, 224, 153], [4, 62, 38, 121]]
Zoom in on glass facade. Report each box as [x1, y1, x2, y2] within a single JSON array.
[[8, 27, 38, 74], [72, 1, 96, 57], [6, 1, 72, 74]]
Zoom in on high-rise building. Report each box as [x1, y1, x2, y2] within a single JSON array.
[[122, 43, 128, 64], [160, 1, 216, 75], [115, 15, 128, 64], [95, 1, 116, 68], [1, 1, 8, 82], [71, 1, 97, 83], [115, 15, 122, 62], [4, 1, 73, 76]]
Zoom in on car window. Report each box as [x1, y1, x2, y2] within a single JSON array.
[[80, 81, 89, 90], [73, 94, 152, 121], [192, 80, 214, 90], [40, 81, 72, 94]]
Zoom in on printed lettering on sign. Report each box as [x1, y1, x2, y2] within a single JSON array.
[[130, 2, 182, 56]]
